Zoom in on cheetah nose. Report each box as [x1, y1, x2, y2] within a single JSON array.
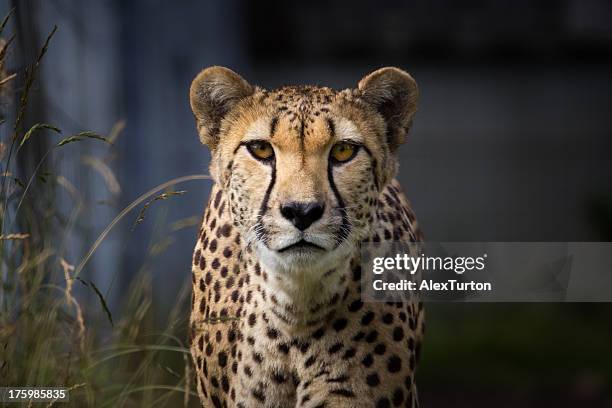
[[280, 201, 325, 231]]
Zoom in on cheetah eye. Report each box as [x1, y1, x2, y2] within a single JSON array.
[[246, 141, 275, 162], [330, 142, 359, 164]]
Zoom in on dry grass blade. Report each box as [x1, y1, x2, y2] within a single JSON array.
[[82, 155, 121, 195], [19, 123, 61, 147], [108, 119, 126, 144], [159, 364, 181, 379], [16, 248, 54, 276], [57, 131, 110, 147], [169, 215, 200, 231], [0, 232, 28, 240], [60, 258, 85, 351], [149, 237, 175, 256], [132, 190, 186, 231], [60, 258, 75, 302], [0, 72, 16, 86], [55, 175, 81, 202]]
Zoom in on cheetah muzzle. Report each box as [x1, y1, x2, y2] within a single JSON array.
[[189, 66, 425, 408]]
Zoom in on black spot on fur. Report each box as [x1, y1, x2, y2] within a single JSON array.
[[388, 355, 402, 373], [366, 373, 380, 387], [333, 318, 348, 331]]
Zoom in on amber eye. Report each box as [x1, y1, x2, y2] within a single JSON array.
[[246, 141, 274, 161], [330, 142, 358, 164]]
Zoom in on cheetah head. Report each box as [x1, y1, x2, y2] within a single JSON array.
[[190, 66, 417, 278]]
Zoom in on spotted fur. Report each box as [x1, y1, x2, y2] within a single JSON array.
[[189, 66, 424, 408]]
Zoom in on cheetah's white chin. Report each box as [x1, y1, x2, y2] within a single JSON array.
[[255, 239, 352, 279]]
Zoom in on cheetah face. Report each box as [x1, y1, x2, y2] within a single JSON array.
[[223, 113, 378, 273], [190, 66, 417, 275]]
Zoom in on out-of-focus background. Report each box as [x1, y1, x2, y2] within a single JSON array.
[[1, 0, 611, 406]]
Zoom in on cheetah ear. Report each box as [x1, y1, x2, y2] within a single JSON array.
[[190, 66, 255, 150], [357, 67, 418, 151]]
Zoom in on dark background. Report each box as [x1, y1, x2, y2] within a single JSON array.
[[3, 0, 612, 406]]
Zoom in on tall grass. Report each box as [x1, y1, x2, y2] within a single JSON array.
[[0, 11, 206, 407]]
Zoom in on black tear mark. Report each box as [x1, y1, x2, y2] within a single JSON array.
[[327, 160, 351, 247], [255, 159, 276, 243]]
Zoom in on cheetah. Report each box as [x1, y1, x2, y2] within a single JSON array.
[[189, 66, 424, 408]]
